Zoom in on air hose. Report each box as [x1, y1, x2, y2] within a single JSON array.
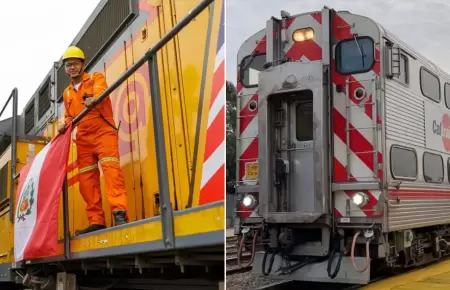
[[262, 247, 278, 276], [351, 231, 371, 273], [237, 228, 259, 268], [327, 233, 343, 279]]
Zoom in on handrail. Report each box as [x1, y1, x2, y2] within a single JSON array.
[[71, 0, 214, 126], [65, 0, 215, 249], [0, 88, 18, 223]]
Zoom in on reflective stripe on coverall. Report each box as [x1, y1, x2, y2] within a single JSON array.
[[63, 72, 128, 226]]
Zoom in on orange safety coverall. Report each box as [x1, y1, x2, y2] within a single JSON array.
[[63, 72, 128, 226]]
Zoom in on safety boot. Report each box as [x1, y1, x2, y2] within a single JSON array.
[[75, 224, 106, 236], [113, 210, 128, 226]]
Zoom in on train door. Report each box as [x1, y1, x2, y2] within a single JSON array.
[[258, 62, 329, 223]]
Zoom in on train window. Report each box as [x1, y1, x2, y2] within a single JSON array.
[[420, 67, 440, 103], [423, 152, 444, 183], [447, 158, 450, 182], [390, 145, 417, 180], [395, 54, 409, 84], [445, 83, 450, 109], [240, 54, 266, 88], [336, 36, 375, 75], [295, 92, 314, 141]]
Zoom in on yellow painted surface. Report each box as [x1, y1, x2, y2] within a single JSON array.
[[0, 0, 224, 264], [363, 259, 450, 289], [53, 0, 224, 236], [70, 202, 223, 252]]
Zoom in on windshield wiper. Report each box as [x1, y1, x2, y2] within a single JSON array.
[[353, 34, 365, 67]]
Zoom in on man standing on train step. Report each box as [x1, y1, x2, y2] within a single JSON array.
[[58, 46, 128, 236]]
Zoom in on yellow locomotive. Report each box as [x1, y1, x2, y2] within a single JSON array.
[[0, 0, 224, 289]]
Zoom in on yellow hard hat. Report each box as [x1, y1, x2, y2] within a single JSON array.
[[62, 46, 85, 62]]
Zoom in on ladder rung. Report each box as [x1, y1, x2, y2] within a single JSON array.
[[238, 114, 258, 119], [238, 158, 258, 161], [238, 136, 258, 140], [346, 102, 375, 108], [347, 79, 373, 83], [348, 150, 376, 155], [238, 93, 257, 98], [347, 126, 376, 130]]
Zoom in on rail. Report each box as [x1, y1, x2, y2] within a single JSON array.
[[65, 0, 215, 251], [0, 88, 18, 223]]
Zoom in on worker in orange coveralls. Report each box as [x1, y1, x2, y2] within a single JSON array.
[[58, 46, 128, 236]]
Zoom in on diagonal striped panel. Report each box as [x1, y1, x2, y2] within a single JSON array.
[[237, 32, 266, 182], [199, 1, 225, 205], [331, 12, 383, 217]]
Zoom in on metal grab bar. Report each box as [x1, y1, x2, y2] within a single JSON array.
[[0, 87, 18, 223]]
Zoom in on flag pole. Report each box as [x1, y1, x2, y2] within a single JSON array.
[[62, 177, 70, 259]]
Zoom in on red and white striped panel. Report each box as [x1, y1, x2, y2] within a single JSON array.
[[273, 12, 383, 218], [237, 32, 266, 185], [284, 12, 323, 62], [235, 31, 265, 218], [199, 4, 224, 205], [330, 13, 383, 218]]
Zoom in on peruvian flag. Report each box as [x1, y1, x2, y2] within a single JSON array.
[[14, 124, 72, 262]]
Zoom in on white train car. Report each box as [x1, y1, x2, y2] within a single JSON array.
[[233, 5, 450, 285]]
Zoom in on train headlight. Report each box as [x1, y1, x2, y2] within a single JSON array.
[[242, 194, 256, 207], [352, 192, 368, 207], [293, 28, 314, 42]]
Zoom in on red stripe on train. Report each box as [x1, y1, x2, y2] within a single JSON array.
[[203, 108, 225, 161], [333, 108, 383, 178], [199, 165, 225, 205], [389, 189, 450, 198], [210, 61, 224, 107]]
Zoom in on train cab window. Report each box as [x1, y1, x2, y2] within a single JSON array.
[[336, 37, 375, 75], [444, 83, 450, 109], [420, 67, 440, 103], [390, 145, 417, 180], [423, 152, 444, 183], [240, 54, 266, 88]]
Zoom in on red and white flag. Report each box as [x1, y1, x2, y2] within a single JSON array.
[[14, 125, 72, 262]]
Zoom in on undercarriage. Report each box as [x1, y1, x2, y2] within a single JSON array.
[[236, 219, 450, 284]]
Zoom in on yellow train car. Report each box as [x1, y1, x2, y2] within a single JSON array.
[[0, 0, 224, 289]]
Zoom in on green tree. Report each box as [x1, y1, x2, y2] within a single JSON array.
[[226, 81, 237, 185]]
